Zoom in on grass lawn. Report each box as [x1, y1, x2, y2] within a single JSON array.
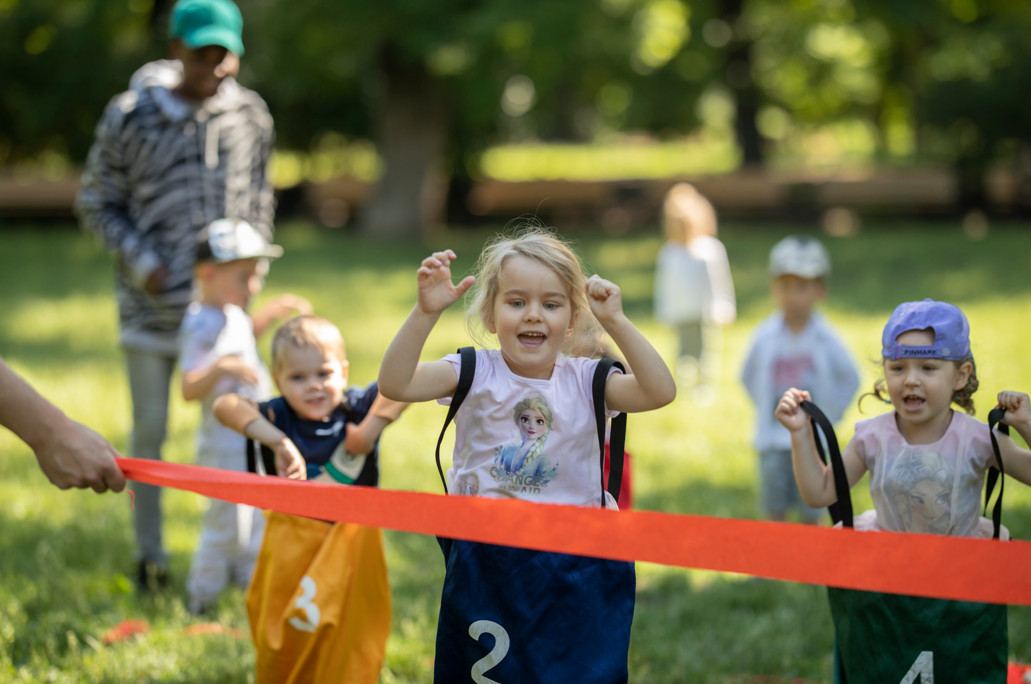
[[1, 219, 1029, 682]]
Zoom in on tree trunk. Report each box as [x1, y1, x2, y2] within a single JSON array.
[[720, 0, 764, 166], [359, 44, 449, 240]]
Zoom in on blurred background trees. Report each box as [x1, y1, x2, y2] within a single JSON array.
[[2, 0, 1030, 236]]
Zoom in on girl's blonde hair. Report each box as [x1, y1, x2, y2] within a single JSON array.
[[860, 358, 979, 415], [270, 315, 346, 374], [662, 182, 717, 244], [465, 225, 598, 356]]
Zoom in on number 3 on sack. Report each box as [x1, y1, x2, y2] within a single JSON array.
[[899, 651, 933, 683], [469, 620, 510, 684], [288, 575, 321, 633]]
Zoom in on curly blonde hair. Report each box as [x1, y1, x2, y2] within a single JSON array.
[[465, 225, 598, 356]]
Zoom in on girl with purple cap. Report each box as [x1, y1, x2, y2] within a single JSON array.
[[774, 299, 1031, 682], [776, 298, 1031, 538]]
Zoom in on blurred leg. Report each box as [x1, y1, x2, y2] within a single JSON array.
[[126, 348, 175, 571]]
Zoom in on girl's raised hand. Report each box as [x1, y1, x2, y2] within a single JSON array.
[[775, 387, 812, 433], [416, 250, 476, 315], [997, 391, 1031, 431], [585, 274, 624, 324]]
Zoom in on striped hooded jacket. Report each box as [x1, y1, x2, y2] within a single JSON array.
[[76, 60, 275, 354]]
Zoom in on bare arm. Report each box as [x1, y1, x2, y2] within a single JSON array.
[[251, 294, 312, 339], [588, 275, 676, 413], [775, 387, 866, 507], [0, 357, 126, 493], [378, 250, 474, 402], [181, 356, 259, 402], [212, 394, 305, 479], [343, 394, 409, 455]]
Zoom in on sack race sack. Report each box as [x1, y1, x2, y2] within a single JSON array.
[[801, 401, 1009, 684], [246, 511, 391, 684], [432, 347, 635, 684], [828, 588, 1006, 684]]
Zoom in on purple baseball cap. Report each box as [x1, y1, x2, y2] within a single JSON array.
[[881, 299, 971, 361]]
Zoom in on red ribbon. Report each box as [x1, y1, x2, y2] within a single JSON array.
[[120, 458, 1031, 606]]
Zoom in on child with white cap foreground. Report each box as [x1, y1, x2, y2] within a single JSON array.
[[776, 298, 1031, 536], [741, 235, 860, 524], [179, 218, 310, 614]]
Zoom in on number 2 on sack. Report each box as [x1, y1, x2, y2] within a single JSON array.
[[469, 620, 510, 684], [288, 575, 321, 633]]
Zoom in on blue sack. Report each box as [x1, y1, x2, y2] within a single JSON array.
[[432, 348, 635, 684], [434, 538, 635, 683]]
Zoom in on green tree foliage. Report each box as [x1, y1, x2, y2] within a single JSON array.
[[0, 0, 161, 165]]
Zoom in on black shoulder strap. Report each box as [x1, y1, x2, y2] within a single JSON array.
[[435, 346, 476, 494], [799, 400, 852, 527], [246, 405, 283, 477], [594, 358, 627, 507], [983, 408, 1008, 540]]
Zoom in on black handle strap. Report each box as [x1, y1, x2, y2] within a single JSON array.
[[593, 358, 627, 506], [433, 348, 627, 509], [799, 400, 853, 527], [434, 346, 477, 494], [246, 439, 278, 476], [983, 408, 1008, 540]]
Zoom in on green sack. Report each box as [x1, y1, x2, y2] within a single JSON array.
[[800, 401, 1012, 684], [828, 588, 1007, 683]]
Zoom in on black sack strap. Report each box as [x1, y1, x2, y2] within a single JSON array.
[[247, 438, 277, 477], [593, 358, 627, 506], [434, 346, 477, 494], [799, 400, 853, 527], [433, 348, 626, 508], [983, 408, 1008, 540]]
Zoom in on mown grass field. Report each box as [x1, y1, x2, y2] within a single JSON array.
[[1, 219, 1029, 683]]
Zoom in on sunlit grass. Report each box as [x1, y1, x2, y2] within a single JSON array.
[[1, 221, 1030, 682]]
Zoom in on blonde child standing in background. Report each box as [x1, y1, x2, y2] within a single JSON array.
[[653, 182, 736, 403], [378, 227, 674, 682], [178, 218, 310, 614], [741, 235, 859, 524]]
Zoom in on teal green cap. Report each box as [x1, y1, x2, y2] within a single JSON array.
[[169, 0, 244, 56]]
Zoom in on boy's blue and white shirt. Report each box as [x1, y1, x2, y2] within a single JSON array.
[[77, 59, 275, 355]]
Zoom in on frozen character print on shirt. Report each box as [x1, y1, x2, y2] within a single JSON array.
[[889, 449, 953, 535], [492, 397, 558, 495]]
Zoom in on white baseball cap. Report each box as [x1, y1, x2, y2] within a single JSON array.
[[768, 235, 830, 279], [196, 218, 282, 263]]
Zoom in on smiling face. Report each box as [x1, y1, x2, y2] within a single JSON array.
[[884, 329, 972, 443], [487, 255, 575, 380], [518, 407, 549, 440], [273, 344, 348, 422]]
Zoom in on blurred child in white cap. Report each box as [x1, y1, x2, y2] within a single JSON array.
[[740, 235, 859, 524], [179, 218, 310, 614]]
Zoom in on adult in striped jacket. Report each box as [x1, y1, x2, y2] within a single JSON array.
[[75, 0, 274, 591]]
